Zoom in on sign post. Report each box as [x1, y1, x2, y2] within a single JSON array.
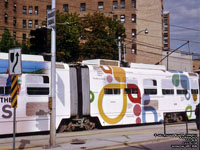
[[9, 48, 22, 150], [47, 1, 56, 147]]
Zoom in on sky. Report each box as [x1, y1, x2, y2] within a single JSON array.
[[164, 0, 200, 58]]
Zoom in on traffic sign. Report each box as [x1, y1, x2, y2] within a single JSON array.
[[11, 75, 18, 108], [9, 48, 22, 75], [47, 8, 56, 28]]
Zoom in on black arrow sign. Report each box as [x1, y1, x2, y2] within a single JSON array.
[[12, 52, 19, 73]]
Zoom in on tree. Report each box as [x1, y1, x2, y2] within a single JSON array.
[[56, 12, 81, 63], [80, 12, 126, 60], [0, 29, 30, 54], [0, 29, 15, 52]]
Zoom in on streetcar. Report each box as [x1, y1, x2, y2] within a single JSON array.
[[0, 53, 199, 134]]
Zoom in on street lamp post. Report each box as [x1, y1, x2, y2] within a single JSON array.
[[123, 28, 148, 62]]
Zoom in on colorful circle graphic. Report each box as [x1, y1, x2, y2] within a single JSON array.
[[90, 91, 95, 103], [133, 104, 141, 116], [98, 84, 127, 124]]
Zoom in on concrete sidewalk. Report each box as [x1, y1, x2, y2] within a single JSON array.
[[0, 122, 199, 150]]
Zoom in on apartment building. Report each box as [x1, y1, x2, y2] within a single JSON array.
[[163, 11, 170, 51], [0, 0, 163, 64]]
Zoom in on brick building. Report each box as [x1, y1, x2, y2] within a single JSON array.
[[163, 11, 170, 51], [0, 0, 164, 64]]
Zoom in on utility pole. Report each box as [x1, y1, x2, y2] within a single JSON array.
[[155, 41, 189, 66], [123, 44, 126, 62], [118, 36, 121, 64], [50, 0, 56, 147]]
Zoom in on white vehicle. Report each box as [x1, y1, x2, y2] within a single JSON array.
[[0, 54, 199, 135]]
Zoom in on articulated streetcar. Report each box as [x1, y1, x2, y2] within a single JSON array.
[[0, 53, 199, 135]]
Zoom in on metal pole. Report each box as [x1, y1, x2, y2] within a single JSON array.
[[13, 108, 16, 150], [118, 36, 121, 63], [50, 0, 56, 147], [123, 44, 126, 62], [167, 51, 169, 70]]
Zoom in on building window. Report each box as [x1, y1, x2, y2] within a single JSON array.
[[4, 13, 8, 24], [132, 29, 136, 38], [13, 3, 17, 12], [13, 31, 16, 40], [13, 17, 16, 26], [113, 15, 118, 19], [63, 4, 68, 12], [23, 20, 26, 28], [35, 6, 38, 15], [132, 14, 136, 23], [29, 6, 33, 14], [113, 1, 118, 10], [98, 2, 104, 10], [23, 6, 27, 14], [131, 44, 136, 54], [29, 20, 32, 28], [132, 0, 136, 8], [120, 15, 125, 23], [5, 0, 8, 8], [120, 0, 125, 9], [34, 20, 38, 28], [23, 33, 26, 41], [80, 3, 86, 11]]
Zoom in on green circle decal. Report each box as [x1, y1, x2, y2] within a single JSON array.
[[185, 105, 192, 119], [172, 74, 179, 87], [90, 91, 95, 103]]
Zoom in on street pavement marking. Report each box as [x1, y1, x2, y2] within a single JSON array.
[[101, 138, 181, 150]]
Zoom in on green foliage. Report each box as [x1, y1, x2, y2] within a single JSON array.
[[0, 29, 30, 53], [28, 12, 126, 62], [80, 12, 126, 60], [0, 29, 15, 52], [56, 11, 81, 63]]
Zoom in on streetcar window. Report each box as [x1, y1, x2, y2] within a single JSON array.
[[113, 89, 120, 94], [177, 89, 187, 95], [161, 79, 173, 88], [5, 86, 11, 94], [105, 89, 113, 94], [43, 76, 49, 83], [0, 87, 4, 94], [26, 75, 49, 84], [162, 89, 174, 95], [153, 80, 157, 86], [27, 87, 49, 95], [144, 79, 157, 88], [144, 89, 157, 95], [104, 88, 120, 95], [125, 88, 138, 94], [191, 89, 198, 94]]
